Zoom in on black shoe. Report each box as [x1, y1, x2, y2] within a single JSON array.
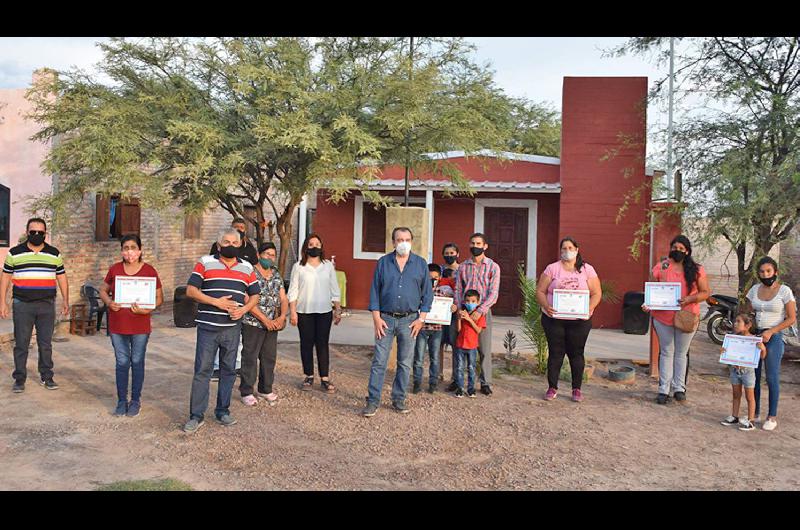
[[656, 393, 670, 405], [412, 382, 421, 394], [673, 391, 686, 402], [446, 381, 458, 392], [12, 380, 25, 393], [467, 389, 477, 398], [235, 368, 241, 377], [454, 388, 465, 398], [427, 383, 437, 394], [392, 401, 410, 414], [40, 378, 59, 390], [211, 370, 220, 382], [480, 385, 493, 396]]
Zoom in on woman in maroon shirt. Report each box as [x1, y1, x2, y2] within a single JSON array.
[[99, 235, 163, 417]]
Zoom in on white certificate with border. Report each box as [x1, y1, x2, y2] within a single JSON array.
[[424, 296, 454, 325], [719, 334, 762, 368], [644, 282, 681, 311], [552, 289, 590, 320], [114, 276, 157, 309]]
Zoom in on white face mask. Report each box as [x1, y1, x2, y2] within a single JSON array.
[[396, 241, 412, 256], [561, 250, 578, 261]]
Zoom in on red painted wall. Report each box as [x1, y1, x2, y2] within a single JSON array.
[[559, 77, 651, 328], [379, 156, 560, 184]]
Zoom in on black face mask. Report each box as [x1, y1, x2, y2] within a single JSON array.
[[760, 275, 778, 287], [669, 250, 687, 263], [219, 245, 239, 259], [443, 255, 457, 265], [237, 230, 246, 241], [27, 233, 46, 246], [307, 247, 322, 258], [470, 247, 484, 257]]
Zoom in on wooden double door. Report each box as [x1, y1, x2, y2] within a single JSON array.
[[483, 207, 529, 316]]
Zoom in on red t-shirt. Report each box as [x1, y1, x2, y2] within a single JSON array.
[[104, 262, 162, 335], [456, 313, 486, 350]]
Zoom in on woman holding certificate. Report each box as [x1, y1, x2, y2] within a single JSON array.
[[643, 235, 709, 405], [742, 257, 797, 431], [536, 237, 602, 402], [99, 235, 163, 417]]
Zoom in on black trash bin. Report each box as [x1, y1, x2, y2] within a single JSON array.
[[622, 291, 648, 335], [173, 286, 198, 328]]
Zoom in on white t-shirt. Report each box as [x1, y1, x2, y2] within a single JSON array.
[[287, 260, 341, 314], [746, 283, 796, 330]]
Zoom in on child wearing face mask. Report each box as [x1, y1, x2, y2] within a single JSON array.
[[720, 313, 766, 431], [454, 289, 486, 398], [99, 234, 163, 417]]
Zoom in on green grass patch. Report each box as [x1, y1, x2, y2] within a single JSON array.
[[95, 478, 193, 491]]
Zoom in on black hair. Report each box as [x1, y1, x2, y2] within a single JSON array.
[[560, 236, 585, 273], [120, 234, 143, 262], [442, 242, 459, 254], [26, 217, 47, 232], [735, 312, 756, 334], [670, 234, 700, 288], [469, 233, 488, 245], [442, 268, 455, 279], [231, 217, 246, 226], [757, 256, 779, 273], [464, 289, 481, 301], [258, 242, 277, 254], [391, 226, 414, 241], [300, 233, 326, 266], [428, 263, 442, 274]]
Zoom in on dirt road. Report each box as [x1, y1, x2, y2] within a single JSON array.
[[2, 317, 799, 490]]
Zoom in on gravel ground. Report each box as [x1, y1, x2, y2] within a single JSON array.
[[1, 320, 799, 491]]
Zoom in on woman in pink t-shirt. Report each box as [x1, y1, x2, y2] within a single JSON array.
[[642, 235, 710, 405], [535, 237, 602, 403]]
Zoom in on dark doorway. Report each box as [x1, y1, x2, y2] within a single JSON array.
[[484, 207, 528, 316]]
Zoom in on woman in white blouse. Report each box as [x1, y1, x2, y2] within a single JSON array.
[[288, 233, 342, 393], [743, 256, 797, 431]]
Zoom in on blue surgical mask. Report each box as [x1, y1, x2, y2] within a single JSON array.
[[465, 302, 478, 312]]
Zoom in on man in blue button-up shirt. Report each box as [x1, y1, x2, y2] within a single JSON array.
[[362, 226, 433, 417]]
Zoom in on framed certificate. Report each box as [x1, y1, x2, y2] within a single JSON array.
[[114, 276, 157, 309], [644, 282, 681, 311], [424, 296, 455, 325], [552, 289, 590, 320], [719, 334, 762, 368]]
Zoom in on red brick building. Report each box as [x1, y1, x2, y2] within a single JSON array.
[[309, 77, 658, 328]]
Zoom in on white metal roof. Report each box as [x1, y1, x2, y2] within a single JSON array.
[[355, 178, 561, 193], [421, 149, 561, 166]]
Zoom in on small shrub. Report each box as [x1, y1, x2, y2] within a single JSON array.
[[95, 478, 193, 491]]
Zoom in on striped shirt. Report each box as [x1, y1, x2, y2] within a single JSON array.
[[747, 283, 796, 330], [187, 254, 259, 330], [454, 256, 501, 315], [3, 243, 66, 302]]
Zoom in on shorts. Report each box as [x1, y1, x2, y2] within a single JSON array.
[[729, 366, 756, 388]]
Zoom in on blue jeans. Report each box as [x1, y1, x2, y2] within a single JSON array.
[[413, 329, 442, 386], [755, 333, 784, 418], [190, 325, 241, 421], [110, 333, 150, 402], [367, 313, 416, 406], [454, 347, 478, 392]]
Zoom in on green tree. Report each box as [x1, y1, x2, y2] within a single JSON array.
[[505, 97, 561, 157], [26, 37, 517, 274], [611, 37, 800, 295]]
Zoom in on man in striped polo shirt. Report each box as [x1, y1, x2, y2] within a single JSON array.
[[1, 218, 70, 392], [183, 229, 260, 434]]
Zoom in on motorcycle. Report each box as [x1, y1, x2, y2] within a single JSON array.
[[702, 294, 739, 345]]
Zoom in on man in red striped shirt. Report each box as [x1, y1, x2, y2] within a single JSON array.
[[451, 232, 500, 396]]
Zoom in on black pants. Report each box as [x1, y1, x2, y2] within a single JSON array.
[[541, 314, 592, 390], [239, 324, 279, 396], [297, 312, 333, 378], [12, 298, 56, 382]]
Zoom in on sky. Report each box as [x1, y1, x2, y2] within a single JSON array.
[[0, 37, 672, 154]]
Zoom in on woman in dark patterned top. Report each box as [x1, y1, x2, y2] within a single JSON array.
[[240, 242, 288, 407]]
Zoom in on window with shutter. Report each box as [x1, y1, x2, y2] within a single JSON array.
[[96, 194, 140, 240], [95, 194, 110, 241], [118, 199, 141, 237], [362, 203, 386, 253]]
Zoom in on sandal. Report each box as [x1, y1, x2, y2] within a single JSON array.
[[320, 379, 336, 394], [302, 376, 313, 391]]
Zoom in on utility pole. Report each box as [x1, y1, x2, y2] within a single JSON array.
[[666, 36, 676, 199], [403, 36, 414, 207]]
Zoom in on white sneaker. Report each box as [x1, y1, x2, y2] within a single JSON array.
[[260, 392, 278, 406], [241, 394, 258, 407], [762, 419, 778, 431]]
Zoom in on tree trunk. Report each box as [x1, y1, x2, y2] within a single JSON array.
[[275, 198, 301, 277]]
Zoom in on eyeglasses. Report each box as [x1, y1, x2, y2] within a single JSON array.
[[28, 230, 46, 236]]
